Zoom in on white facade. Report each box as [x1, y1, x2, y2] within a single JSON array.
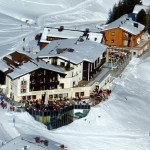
[[42, 57, 83, 88], [4, 68, 113, 102]]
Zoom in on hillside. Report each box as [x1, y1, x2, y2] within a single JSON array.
[[0, 0, 150, 150], [0, 0, 111, 51]]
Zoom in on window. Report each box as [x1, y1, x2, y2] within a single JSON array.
[[73, 81, 75, 87], [27, 96, 31, 100], [40, 79, 43, 83], [60, 83, 64, 89], [32, 95, 36, 99], [20, 89, 26, 93], [21, 80, 27, 85], [22, 96, 26, 101], [47, 37, 53, 41], [30, 87, 34, 91], [133, 52, 136, 55], [111, 39, 114, 43], [75, 92, 79, 97], [94, 37, 97, 41], [49, 95, 53, 99], [124, 33, 128, 37], [59, 94, 63, 98], [60, 62, 65, 67], [80, 92, 84, 96], [98, 57, 100, 63], [31, 72, 35, 76], [20, 80, 27, 93], [111, 32, 115, 36], [95, 61, 97, 68], [53, 77, 56, 81], [54, 94, 58, 98], [63, 93, 68, 97], [31, 79, 35, 84], [107, 77, 109, 83]]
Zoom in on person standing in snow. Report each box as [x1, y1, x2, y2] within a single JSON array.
[[13, 118, 15, 127]]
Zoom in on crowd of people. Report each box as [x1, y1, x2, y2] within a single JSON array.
[[90, 86, 112, 105], [26, 88, 112, 112], [0, 95, 7, 109], [0, 87, 112, 112], [0, 95, 15, 111], [26, 97, 90, 111]]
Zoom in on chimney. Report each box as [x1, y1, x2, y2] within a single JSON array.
[[36, 57, 39, 62], [83, 28, 89, 36], [58, 26, 64, 32]]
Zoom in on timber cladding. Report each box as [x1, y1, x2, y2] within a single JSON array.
[[104, 28, 143, 47]]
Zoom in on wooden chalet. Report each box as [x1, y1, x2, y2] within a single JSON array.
[[103, 15, 145, 48]]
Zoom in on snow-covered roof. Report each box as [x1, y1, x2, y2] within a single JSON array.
[[87, 32, 103, 43], [8, 60, 65, 79], [8, 61, 39, 79], [18, 51, 37, 59], [40, 27, 84, 43], [0, 50, 65, 79], [0, 50, 14, 59], [103, 15, 145, 35], [0, 59, 10, 72], [133, 4, 150, 14], [36, 59, 65, 74], [38, 38, 107, 64], [0, 136, 61, 150]]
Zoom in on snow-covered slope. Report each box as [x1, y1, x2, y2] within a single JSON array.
[[0, 0, 149, 50], [0, 0, 107, 21], [0, 0, 110, 50], [0, 0, 150, 149]]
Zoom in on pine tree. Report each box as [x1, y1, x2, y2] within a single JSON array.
[[136, 9, 146, 26], [126, 0, 143, 13], [106, 0, 143, 24], [146, 9, 150, 34], [107, 3, 117, 24]]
